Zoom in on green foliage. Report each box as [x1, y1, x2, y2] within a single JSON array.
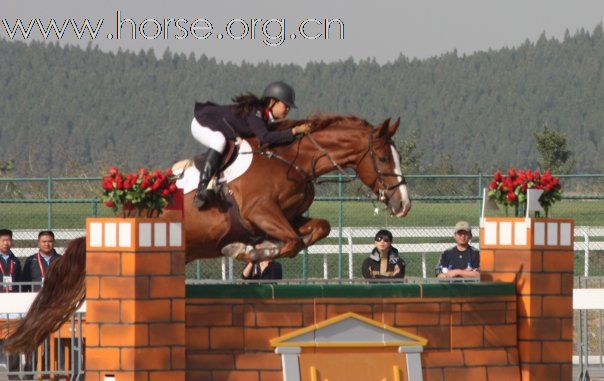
[[534, 124, 574, 174], [1, 26, 604, 176]]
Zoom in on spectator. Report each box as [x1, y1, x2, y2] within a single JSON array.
[[21, 231, 61, 291], [362, 229, 405, 280], [242, 259, 283, 280], [0, 229, 21, 293], [437, 221, 480, 279]]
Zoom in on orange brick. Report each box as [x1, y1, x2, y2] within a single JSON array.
[[170, 251, 186, 275], [149, 371, 185, 381], [372, 303, 396, 326], [418, 326, 451, 349], [518, 295, 542, 317], [520, 364, 561, 380], [542, 296, 572, 317], [486, 272, 518, 284], [561, 273, 574, 295], [443, 366, 486, 380], [186, 305, 232, 326], [100, 277, 134, 299], [172, 299, 185, 321], [508, 348, 520, 365], [463, 349, 508, 366], [134, 253, 172, 275], [86, 347, 120, 370], [561, 318, 573, 340], [87, 300, 120, 323], [234, 304, 257, 327], [213, 371, 259, 381], [121, 347, 171, 371], [149, 370, 186, 381], [462, 310, 506, 325], [542, 251, 573, 272], [256, 305, 303, 327], [451, 325, 483, 348], [481, 250, 494, 271], [494, 250, 541, 272], [462, 302, 507, 312], [149, 323, 185, 345], [172, 346, 186, 370], [121, 253, 137, 275], [423, 350, 464, 367], [100, 324, 149, 346], [518, 341, 541, 363], [484, 325, 517, 347], [86, 276, 100, 299], [302, 304, 327, 326], [149, 276, 185, 298], [210, 327, 245, 349], [542, 340, 572, 363], [186, 371, 211, 380], [244, 328, 280, 350], [104, 372, 148, 381], [186, 353, 234, 370], [121, 300, 171, 323], [186, 327, 209, 349], [561, 363, 572, 380], [85, 373, 100, 381], [423, 368, 443, 381], [235, 353, 281, 370], [396, 303, 440, 326], [519, 273, 561, 295], [85, 324, 99, 347], [87, 252, 120, 275], [326, 304, 372, 319], [487, 366, 521, 381], [518, 318, 560, 340], [259, 371, 287, 381]]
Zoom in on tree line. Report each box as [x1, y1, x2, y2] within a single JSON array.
[[0, 26, 603, 177]]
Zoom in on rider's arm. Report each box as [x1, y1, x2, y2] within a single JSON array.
[[246, 115, 295, 146], [242, 262, 255, 279]]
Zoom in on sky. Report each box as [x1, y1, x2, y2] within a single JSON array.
[[2, 0, 604, 64]]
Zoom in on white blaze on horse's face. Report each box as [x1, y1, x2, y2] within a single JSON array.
[[390, 146, 411, 217]]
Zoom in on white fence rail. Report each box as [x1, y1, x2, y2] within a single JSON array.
[[10, 226, 604, 280]]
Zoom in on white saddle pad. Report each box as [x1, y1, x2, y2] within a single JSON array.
[[173, 140, 254, 195]]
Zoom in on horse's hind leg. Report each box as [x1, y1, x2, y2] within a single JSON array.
[[293, 217, 331, 246]]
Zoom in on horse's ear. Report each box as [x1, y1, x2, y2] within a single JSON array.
[[387, 117, 400, 137], [375, 118, 391, 138]]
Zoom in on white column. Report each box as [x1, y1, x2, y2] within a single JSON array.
[[399, 346, 424, 381], [275, 346, 301, 381]]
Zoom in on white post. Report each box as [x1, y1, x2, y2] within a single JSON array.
[[275, 347, 301, 381]]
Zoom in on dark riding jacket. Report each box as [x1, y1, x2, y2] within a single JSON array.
[[194, 102, 295, 147], [0, 250, 22, 293], [361, 247, 406, 279], [21, 250, 61, 291]]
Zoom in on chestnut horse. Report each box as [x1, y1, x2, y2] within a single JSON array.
[[3, 115, 411, 354]]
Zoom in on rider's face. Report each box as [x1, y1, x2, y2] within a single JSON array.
[[270, 100, 290, 119]]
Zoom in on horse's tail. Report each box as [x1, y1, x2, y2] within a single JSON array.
[[3, 237, 86, 354]]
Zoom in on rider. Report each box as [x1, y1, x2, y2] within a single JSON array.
[[191, 81, 311, 208]]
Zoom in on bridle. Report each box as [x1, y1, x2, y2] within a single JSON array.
[[260, 124, 407, 205]]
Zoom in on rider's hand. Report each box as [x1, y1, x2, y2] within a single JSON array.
[[293, 123, 312, 135]]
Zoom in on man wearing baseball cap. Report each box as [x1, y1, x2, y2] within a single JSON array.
[[436, 221, 480, 279]]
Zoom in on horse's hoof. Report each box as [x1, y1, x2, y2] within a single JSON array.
[[221, 242, 248, 258]]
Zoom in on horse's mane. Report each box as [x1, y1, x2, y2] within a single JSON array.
[[273, 114, 372, 132]]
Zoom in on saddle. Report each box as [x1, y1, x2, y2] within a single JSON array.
[[194, 140, 239, 174]]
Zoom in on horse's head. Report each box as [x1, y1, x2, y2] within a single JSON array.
[[356, 118, 411, 217]]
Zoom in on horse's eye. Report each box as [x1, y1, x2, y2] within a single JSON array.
[[379, 157, 387, 163]]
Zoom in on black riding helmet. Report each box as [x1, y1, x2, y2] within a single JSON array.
[[262, 81, 297, 109]]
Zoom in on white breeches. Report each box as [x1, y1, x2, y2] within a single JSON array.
[[191, 118, 226, 153]]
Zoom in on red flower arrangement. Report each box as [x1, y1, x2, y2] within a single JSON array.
[[100, 166, 179, 217], [487, 168, 563, 217]]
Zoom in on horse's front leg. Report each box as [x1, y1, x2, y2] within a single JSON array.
[[245, 203, 305, 258], [292, 216, 331, 247]]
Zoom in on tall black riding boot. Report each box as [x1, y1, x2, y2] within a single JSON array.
[[194, 148, 223, 209]]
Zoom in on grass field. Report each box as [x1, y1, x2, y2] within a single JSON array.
[[1, 198, 602, 229]]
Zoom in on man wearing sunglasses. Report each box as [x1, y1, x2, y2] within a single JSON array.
[[362, 229, 406, 280], [436, 221, 480, 279]]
